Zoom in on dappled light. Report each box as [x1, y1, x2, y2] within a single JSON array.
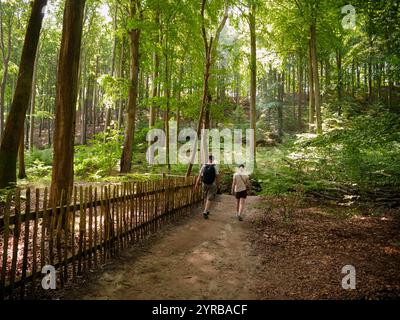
[[0, 0, 399, 303]]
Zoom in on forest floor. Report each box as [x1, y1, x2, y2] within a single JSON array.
[[55, 195, 400, 300]]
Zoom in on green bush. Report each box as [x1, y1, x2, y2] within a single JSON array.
[[257, 113, 400, 200], [26, 159, 52, 178], [26, 147, 53, 167], [75, 129, 124, 180]]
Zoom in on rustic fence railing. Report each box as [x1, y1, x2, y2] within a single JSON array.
[[0, 176, 202, 299]]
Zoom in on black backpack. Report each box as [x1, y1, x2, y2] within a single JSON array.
[[202, 164, 216, 185]]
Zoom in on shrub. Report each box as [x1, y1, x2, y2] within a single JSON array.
[[75, 129, 124, 180]]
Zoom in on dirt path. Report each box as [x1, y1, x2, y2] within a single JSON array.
[[59, 195, 262, 300]]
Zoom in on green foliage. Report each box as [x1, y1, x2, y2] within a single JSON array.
[[304, 113, 400, 193], [257, 113, 400, 202], [75, 129, 124, 180], [26, 148, 53, 167], [26, 160, 52, 178]]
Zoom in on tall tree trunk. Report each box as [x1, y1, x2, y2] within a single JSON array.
[[163, 27, 172, 173], [310, 22, 322, 134], [0, 4, 13, 140], [149, 11, 160, 128], [336, 48, 343, 115], [277, 72, 284, 139], [204, 93, 211, 129], [92, 55, 99, 137], [176, 62, 184, 133], [308, 40, 315, 132], [249, 0, 257, 164], [0, 61, 9, 139], [117, 37, 125, 130], [50, 0, 85, 205], [186, 0, 228, 177], [377, 63, 382, 102], [104, 7, 117, 133], [80, 55, 88, 145], [0, 0, 47, 189], [389, 79, 394, 112], [298, 53, 304, 130], [351, 59, 355, 98], [82, 75, 94, 144], [120, 0, 141, 174], [29, 40, 40, 152]]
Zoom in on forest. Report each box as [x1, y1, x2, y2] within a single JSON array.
[[0, 0, 399, 300]]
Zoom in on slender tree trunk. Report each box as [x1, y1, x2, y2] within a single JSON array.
[[308, 40, 315, 132], [50, 0, 86, 205], [351, 59, 355, 98], [104, 11, 118, 133], [176, 62, 184, 133], [80, 54, 88, 145], [0, 61, 9, 139], [249, 0, 257, 164], [298, 53, 304, 130], [0, 5, 13, 140], [337, 48, 343, 115], [120, 0, 141, 174], [186, 0, 228, 177], [377, 63, 382, 101], [389, 79, 394, 112], [0, 0, 47, 189], [164, 37, 172, 173], [310, 22, 322, 134], [117, 37, 125, 130], [204, 93, 211, 129], [92, 55, 99, 137], [277, 72, 284, 140], [83, 74, 94, 144], [150, 11, 160, 128], [29, 41, 40, 151]]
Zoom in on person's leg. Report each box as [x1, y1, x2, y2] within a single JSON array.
[[236, 198, 240, 215], [202, 184, 208, 212], [239, 198, 246, 221], [238, 198, 246, 217], [205, 199, 211, 212], [206, 183, 217, 214]]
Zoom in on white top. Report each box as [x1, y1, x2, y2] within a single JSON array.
[[233, 173, 250, 193]]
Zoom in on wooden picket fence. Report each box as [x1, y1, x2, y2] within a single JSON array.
[[0, 176, 202, 299]]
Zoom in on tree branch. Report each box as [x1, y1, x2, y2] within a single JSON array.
[[201, 0, 209, 57], [0, 0, 6, 61], [214, 0, 229, 42]]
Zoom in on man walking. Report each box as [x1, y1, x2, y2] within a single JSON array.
[[195, 155, 220, 219]]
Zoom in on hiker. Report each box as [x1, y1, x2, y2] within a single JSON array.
[[231, 164, 251, 221], [195, 155, 220, 219]]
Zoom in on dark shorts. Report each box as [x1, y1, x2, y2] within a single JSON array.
[[202, 183, 217, 201], [235, 190, 248, 199]]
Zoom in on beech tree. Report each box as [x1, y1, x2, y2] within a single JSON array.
[[120, 0, 142, 174], [50, 0, 86, 204], [186, 0, 228, 177], [0, 0, 48, 189]]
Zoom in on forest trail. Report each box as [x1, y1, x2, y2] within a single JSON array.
[[60, 195, 262, 300]]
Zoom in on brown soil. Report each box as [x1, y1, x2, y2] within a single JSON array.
[[55, 195, 400, 300], [57, 195, 262, 300], [251, 197, 400, 300]]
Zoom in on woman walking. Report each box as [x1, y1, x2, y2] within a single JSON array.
[[231, 164, 251, 221]]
